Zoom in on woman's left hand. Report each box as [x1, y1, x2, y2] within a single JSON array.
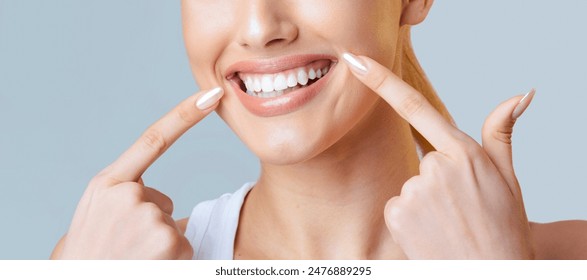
[[343, 53, 535, 259]]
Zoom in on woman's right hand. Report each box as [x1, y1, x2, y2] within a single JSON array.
[[53, 87, 224, 259]]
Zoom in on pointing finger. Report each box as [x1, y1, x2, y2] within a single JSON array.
[[102, 87, 224, 183], [342, 53, 465, 152]]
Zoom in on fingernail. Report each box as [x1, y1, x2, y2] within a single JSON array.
[[342, 52, 368, 74], [511, 88, 536, 120], [196, 87, 224, 110]]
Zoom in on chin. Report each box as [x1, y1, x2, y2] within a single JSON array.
[[257, 147, 316, 166], [227, 117, 331, 166], [256, 144, 319, 166]]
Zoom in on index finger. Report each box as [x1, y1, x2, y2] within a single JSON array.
[[102, 87, 224, 183], [342, 53, 464, 151]]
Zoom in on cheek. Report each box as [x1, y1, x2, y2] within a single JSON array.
[[182, 1, 234, 88], [298, 0, 399, 60]]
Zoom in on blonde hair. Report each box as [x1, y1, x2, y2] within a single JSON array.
[[398, 25, 454, 155]]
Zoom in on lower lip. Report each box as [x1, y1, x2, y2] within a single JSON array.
[[231, 64, 335, 118]]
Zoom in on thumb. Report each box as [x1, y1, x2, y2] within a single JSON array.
[[481, 89, 536, 195]]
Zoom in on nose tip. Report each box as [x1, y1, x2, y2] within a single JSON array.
[[236, 3, 298, 49]]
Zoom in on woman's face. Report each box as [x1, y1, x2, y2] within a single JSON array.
[[182, 0, 403, 165]]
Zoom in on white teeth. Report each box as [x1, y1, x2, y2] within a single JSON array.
[[308, 68, 316, 80], [261, 75, 274, 92], [274, 74, 288, 91], [239, 63, 331, 97], [287, 73, 297, 87], [244, 76, 252, 91], [253, 77, 262, 92], [297, 69, 308, 86]]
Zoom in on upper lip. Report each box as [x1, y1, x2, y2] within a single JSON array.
[[224, 54, 337, 79]]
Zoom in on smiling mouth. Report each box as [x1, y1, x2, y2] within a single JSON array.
[[229, 59, 334, 98]]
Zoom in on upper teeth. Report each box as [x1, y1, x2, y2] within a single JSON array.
[[238, 65, 330, 95]]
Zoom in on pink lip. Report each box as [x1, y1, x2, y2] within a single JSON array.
[[225, 54, 337, 117]]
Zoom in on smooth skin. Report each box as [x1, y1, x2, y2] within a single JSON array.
[[51, 0, 587, 259]]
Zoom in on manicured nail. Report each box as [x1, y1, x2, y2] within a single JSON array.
[[511, 88, 536, 120], [342, 52, 368, 74], [196, 87, 224, 110]]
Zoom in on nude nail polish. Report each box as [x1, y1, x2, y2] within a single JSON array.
[[196, 87, 224, 110], [512, 88, 536, 119], [342, 52, 368, 74]]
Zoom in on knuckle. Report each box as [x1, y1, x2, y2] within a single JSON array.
[[141, 202, 163, 220], [160, 227, 179, 243], [398, 94, 425, 120], [400, 177, 421, 198], [482, 116, 515, 145], [145, 187, 174, 213], [156, 227, 183, 255], [399, 183, 415, 199], [86, 176, 119, 199], [88, 172, 119, 188], [89, 167, 118, 186], [88, 165, 122, 188], [419, 152, 444, 173], [384, 201, 404, 231], [116, 183, 145, 203], [448, 134, 481, 158], [371, 70, 392, 93], [490, 128, 513, 145], [141, 129, 168, 154], [176, 103, 198, 124], [458, 142, 484, 159]]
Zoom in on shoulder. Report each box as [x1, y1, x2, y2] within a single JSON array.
[[531, 220, 587, 259]]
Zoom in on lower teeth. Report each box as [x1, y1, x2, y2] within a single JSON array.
[[246, 80, 318, 98]]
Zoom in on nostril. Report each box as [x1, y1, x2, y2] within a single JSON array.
[[240, 38, 287, 48], [265, 38, 287, 48]]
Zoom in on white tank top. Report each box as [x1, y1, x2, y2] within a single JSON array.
[[184, 182, 255, 260]]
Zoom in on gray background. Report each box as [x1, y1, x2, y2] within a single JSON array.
[[0, 1, 585, 259]]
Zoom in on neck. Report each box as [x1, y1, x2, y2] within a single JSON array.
[[235, 99, 420, 259]]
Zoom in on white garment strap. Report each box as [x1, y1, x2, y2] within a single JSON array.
[[184, 182, 255, 260]]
